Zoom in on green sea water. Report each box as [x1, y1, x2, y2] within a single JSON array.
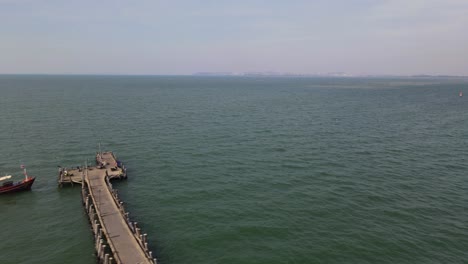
[[0, 75, 467, 264]]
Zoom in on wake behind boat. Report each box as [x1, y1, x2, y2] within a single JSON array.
[[0, 166, 35, 195]]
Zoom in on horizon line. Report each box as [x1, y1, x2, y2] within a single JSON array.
[[1, 73, 468, 78]]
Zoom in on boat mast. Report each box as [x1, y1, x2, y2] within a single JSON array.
[[22, 165, 28, 179]]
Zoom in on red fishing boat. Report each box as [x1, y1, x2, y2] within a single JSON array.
[[0, 166, 35, 195]]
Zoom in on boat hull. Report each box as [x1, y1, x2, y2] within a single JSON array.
[[0, 177, 35, 194]]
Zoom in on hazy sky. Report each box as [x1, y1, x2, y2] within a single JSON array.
[[1, 0, 467, 75]]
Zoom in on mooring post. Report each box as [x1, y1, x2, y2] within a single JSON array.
[[90, 203, 94, 211], [94, 220, 99, 234], [85, 195, 90, 212], [97, 243, 102, 259], [129, 221, 136, 233], [94, 224, 101, 241], [99, 244, 106, 260], [101, 245, 106, 259], [95, 231, 99, 243], [96, 238, 102, 253]]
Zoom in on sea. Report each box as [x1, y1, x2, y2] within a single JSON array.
[[0, 75, 467, 264]]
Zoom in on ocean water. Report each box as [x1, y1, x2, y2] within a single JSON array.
[[0, 75, 467, 264]]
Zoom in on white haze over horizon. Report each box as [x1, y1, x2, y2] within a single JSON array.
[[1, 0, 467, 76]]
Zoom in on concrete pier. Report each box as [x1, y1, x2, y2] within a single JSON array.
[[61, 151, 156, 264]]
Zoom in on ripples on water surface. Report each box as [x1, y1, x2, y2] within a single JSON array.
[[0, 76, 467, 264]]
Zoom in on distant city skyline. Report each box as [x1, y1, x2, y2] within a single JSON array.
[[1, 0, 467, 76]]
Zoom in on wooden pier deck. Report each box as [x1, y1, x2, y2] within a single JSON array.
[[60, 151, 156, 264]]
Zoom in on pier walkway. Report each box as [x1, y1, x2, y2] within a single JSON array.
[[60, 151, 156, 264]]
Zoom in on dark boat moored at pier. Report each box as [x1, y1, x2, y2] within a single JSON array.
[[0, 168, 35, 195]]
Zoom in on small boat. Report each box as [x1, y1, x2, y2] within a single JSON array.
[[460, 91, 463, 97], [0, 166, 35, 195]]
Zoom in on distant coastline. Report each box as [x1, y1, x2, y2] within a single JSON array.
[[192, 71, 468, 78]]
